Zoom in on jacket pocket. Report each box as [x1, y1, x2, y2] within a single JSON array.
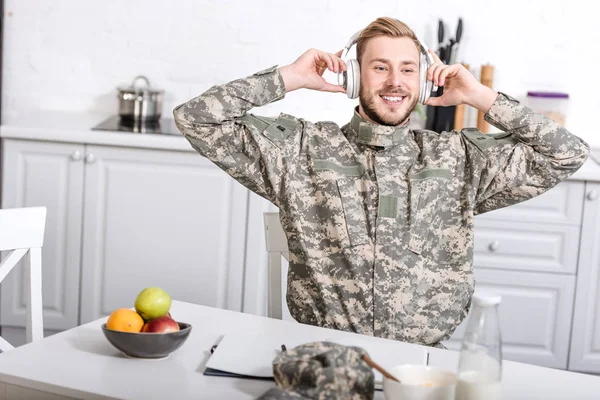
[[407, 168, 453, 255], [335, 175, 369, 247], [295, 159, 369, 250]]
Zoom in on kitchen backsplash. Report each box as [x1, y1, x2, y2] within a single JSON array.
[[2, 0, 598, 146]]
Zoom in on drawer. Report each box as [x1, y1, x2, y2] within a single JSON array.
[[475, 181, 584, 225], [442, 269, 576, 370], [473, 220, 580, 274]]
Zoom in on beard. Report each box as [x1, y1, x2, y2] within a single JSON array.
[[359, 85, 417, 126]]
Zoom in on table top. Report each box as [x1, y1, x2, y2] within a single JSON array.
[[0, 301, 598, 400]]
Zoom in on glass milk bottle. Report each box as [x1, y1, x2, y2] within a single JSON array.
[[455, 292, 503, 400]]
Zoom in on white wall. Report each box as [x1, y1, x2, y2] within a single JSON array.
[[3, 0, 598, 146]]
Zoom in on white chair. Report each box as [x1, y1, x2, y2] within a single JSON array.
[[0, 207, 46, 351], [263, 212, 289, 320]]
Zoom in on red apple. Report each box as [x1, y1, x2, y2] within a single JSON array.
[[141, 315, 180, 333]]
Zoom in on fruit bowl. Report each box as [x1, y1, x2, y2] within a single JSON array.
[[101, 322, 192, 359]]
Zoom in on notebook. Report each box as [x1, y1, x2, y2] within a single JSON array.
[[204, 330, 428, 389]]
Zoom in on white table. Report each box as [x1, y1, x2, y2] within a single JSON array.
[[0, 301, 598, 399]]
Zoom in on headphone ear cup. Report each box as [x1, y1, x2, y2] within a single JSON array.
[[422, 79, 433, 104], [346, 59, 360, 99], [418, 53, 428, 104]]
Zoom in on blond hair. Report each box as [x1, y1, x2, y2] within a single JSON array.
[[356, 17, 421, 64]]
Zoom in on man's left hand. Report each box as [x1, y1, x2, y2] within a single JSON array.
[[424, 51, 498, 114]]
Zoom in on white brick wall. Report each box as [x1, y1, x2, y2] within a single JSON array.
[[3, 0, 598, 146]]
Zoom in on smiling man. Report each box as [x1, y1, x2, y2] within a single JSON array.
[[358, 34, 420, 126], [173, 17, 589, 347]]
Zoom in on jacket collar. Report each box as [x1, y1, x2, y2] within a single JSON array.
[[348, 107, 412, 149]]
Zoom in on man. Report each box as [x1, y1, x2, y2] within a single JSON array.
[[173, 17, 589, 347]]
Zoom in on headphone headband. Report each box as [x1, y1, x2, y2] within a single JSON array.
[[338, 25, 438, 102], [341, 29, 363, 60], [341, 28, 434, 64]]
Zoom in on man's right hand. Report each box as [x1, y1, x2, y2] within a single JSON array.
[[279, 49, 347, 94]]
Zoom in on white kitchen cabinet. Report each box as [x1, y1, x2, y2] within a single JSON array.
[[0, 139, 84, 335], [78, 144, 248, 323], [0, 138, 249, 344], [569, 182, 600, 373]]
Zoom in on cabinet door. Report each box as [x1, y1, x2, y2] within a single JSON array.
[[473, 219, 580, 274], [0, 139, 84, 332], [569, 182, 600, 373], [78, 145, 249, 323], [443, 268, 575, 369]]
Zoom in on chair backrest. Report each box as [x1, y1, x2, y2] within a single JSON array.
[[0, 206, 47, 351], [263, 212, 289, 257], [0, 207, 47, 251], [263, 212, 289, 320]]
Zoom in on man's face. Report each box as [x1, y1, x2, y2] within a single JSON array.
[[358, 36, 420, 126]]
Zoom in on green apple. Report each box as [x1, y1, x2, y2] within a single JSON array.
[[134, 287, 171, 321]]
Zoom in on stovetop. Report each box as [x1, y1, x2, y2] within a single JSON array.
[[91, 116, 182, 136]]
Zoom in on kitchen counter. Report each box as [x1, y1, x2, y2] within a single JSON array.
[[1, 110, 599, 181], [0, 110, 194, 152]]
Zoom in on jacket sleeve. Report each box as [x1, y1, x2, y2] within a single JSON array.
[[461, 92, 590, 215], [173, 65, 300, 208]]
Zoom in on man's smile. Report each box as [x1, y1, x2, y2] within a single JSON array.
[[379, 93, 408, 107]]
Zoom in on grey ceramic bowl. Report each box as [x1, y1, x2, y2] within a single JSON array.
[[101, 322, 192, 359]]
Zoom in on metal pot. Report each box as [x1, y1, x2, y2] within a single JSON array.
[[117, 75, 164, 122]]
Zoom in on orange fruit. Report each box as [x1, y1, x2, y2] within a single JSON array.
[[106, 308, 144, 333]]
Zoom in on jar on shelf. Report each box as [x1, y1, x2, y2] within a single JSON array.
[[526, 91, 569, 126]]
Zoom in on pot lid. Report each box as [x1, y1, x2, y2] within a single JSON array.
[[118, 75, 164, 94]]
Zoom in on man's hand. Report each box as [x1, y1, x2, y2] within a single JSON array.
[[279, 49, 347, 94], [424, 51, 498, 114]]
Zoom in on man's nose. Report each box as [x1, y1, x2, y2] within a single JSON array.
[[386, 69, 404, 88]]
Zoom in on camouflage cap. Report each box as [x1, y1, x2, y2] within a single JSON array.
[[257, 341, 374, 400]]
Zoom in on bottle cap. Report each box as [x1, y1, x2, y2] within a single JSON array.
[[472, 291, 502, 307]]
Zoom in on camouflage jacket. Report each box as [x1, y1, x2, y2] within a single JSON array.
[[173, 66, 589, 346]]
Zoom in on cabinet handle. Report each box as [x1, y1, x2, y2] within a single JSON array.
[[70, 150, 82, 161], [85, 153, 96, 164], [489, 240, 501, 252], [588, 190, 599, 201]]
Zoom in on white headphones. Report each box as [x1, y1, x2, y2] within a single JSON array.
[[337, 29, 438, 104]]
